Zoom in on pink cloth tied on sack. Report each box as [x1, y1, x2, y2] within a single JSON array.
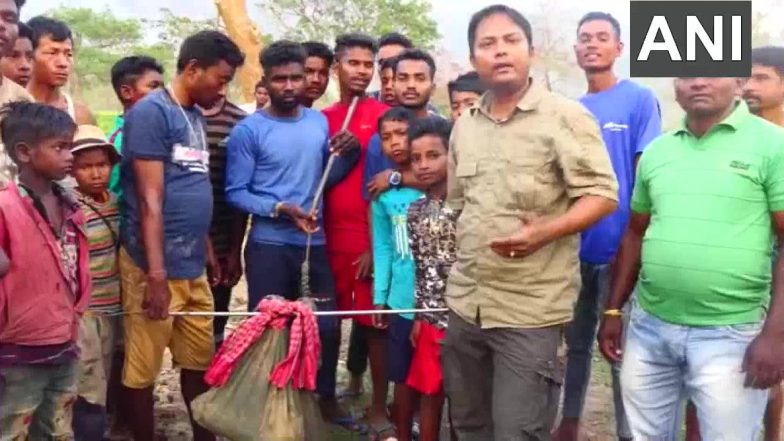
[[204, 297, 321, 391]]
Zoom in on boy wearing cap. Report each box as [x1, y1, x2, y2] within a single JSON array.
[[70, 125, 122, 441]]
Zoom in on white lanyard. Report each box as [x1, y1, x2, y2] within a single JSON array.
[[167, 87, 206, 149]]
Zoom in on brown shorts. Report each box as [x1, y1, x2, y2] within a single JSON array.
[[120, 248, 214, 389]]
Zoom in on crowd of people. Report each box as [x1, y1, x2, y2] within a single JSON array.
[[1, 0, 784, 441]]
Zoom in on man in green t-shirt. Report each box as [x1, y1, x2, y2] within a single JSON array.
[[683, 46, 784, 441], [598, 76, 784, 441]]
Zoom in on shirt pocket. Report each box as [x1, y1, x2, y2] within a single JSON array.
[[455, 161, 478, 179], [455, 160, 482, 203], [503, 158, 541, 212]]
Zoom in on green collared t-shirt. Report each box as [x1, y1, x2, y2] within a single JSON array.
[[631, 102, 784, 326], [107, 115, 123, 198]]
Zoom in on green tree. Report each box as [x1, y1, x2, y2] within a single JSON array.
[[144, 8, 224, 54], [257, 0, 440, 48], [46, 6, 182, 110], [51, 8, 142, 85], [527, 2, 581, 94]]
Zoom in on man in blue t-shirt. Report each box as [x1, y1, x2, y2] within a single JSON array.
[[225, 40, 359, 425], [119, 31, 245, 441], [552, 12, 662, 441]]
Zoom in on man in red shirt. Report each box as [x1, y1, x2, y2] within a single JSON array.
[[322, 33, 390, 430]]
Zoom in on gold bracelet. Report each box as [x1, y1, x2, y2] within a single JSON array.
[[603, 309, 623, 317]]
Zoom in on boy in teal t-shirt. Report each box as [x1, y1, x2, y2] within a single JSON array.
[[371, 107, 422, 439], [107, 55, 165, 199]]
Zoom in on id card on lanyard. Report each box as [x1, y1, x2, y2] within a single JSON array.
[[167, 88, 209, 174]]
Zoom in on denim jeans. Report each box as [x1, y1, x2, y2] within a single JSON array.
[[562, 263, 631, 438], [621, 302, 768, 441], [0, 361, 78, 441]]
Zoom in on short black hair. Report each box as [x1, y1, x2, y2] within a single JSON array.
[[379, 32, 413, 49], [303, 41, 334, 67], [260, 40, 306, 76], [379, 56, 397, 73], [27, 16, 72, 50], [408, 116, 453, 150], [176, 30, 244, 73], [255, 79, 265, 90], [16, 22, 32, 42], [752, 46, 784, 77], [448, 71, 486, 97], [334, 33, 378, 60], [110, 56, 164, 99], [0, 101, 76, 164], [468, 5, 533, 56], [393, 48, 436, 79], [578, 12, 622, 39], [377, 106, 416, 134]]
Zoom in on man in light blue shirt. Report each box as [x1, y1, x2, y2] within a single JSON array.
[[225, 39, 358, 422]]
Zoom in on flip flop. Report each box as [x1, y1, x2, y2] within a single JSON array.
[[330, 415, 368, 434]]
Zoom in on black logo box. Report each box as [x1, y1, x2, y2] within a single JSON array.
[[630, 0, 751, 78]]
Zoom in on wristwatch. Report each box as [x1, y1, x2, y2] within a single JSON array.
[[388, 171, 402, 188], [272, 202, 286, 218]]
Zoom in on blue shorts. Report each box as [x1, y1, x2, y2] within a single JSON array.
[[386, 314, 414, 383]]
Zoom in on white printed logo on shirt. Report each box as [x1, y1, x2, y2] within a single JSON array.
[[603, 122, 629, 132]]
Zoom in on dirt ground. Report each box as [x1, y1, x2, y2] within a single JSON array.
[[143, 277, 622, 441]]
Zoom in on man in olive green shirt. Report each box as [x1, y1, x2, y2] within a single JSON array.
[[442, 6, 618, 441], [599, 77, 784, 440]]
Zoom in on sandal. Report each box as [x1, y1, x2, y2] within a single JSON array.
[[369, 421, 397, 441], [330, 415, 368, 434]]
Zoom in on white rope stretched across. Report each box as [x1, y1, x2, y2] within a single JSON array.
[[101, 308, 449, 317], [168, 308, 449, 317]]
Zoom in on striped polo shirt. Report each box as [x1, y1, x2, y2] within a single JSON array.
[[77, 192, 121, 314], [205, 100, 247, 258]]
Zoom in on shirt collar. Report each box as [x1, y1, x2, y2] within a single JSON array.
[[470, 78, 545, 119], [675, 100, 750, 136], [17, 181, 79, 211]]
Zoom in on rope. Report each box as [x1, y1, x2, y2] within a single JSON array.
[[171, 308, 447, 317], [98, 307, 449, 318]]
